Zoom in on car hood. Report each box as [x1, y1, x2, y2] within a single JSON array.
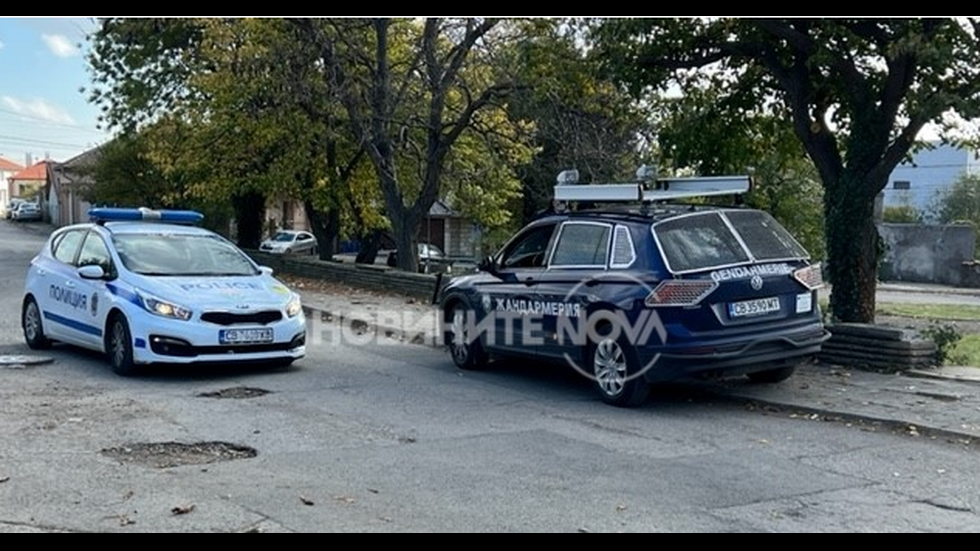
[[125, 274, 295, 311]]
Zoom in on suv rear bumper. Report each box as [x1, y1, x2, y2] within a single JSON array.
[[637, 324, 830, 383]]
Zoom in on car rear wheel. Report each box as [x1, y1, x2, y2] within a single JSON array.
[[107, 315, 139, 377], [22, 297, 51, 350], [589, 330, 650, 408], [747, 365, 797, 384], [448, 303, 488, 370]]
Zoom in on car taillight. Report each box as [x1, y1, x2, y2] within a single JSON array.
[[645, 280, 718, 307], [794, 263, 824, 290]]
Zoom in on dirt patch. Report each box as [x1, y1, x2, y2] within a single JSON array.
[[102, 442, 258, 469], [196, 387, 271, 400]]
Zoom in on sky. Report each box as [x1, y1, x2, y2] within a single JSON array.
[[0, 17, 110, 167]]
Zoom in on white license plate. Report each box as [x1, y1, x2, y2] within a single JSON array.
[[729, 297, 781, 318], [220, 328, 274, 345]]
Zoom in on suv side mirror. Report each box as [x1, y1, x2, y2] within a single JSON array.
[[478, 256, 498, 275]]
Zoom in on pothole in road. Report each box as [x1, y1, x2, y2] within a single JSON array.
[[102, 441, 258, 469], [196, 387, 271, 399], [0, 355, 54, 369]]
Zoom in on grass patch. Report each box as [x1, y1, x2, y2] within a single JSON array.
[[876, 303, 980, 321], [950, 334, 980, 367]]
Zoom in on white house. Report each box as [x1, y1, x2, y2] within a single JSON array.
[[0, 156, 25, 214], [882, 142, 980, 214]]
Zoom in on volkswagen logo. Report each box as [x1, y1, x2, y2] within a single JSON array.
[[750, 275, 764, 291]]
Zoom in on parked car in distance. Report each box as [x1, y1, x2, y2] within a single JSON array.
[[259, 230, 319, 256], [12, 202, 42, 222], [387, 242, 454, 274], [4, 198, 26, 220]]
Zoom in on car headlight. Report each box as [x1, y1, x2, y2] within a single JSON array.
[[140, 293, 193, 321], [286, 294, 303, 318]]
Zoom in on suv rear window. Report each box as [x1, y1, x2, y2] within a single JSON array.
[[654, 210, 808, 273]]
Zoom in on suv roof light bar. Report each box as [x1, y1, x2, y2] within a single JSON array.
[[554, 168, 751, 204]]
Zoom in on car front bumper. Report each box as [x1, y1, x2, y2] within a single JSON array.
[[128, 311, 307, 365]]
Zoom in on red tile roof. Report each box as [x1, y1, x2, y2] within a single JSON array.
[[9, 161, 50, 181], [0, 157, 24, 172]]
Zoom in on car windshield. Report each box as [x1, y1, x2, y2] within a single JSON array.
[[113, 233, 259, 277], [273, 232, 296, 243]]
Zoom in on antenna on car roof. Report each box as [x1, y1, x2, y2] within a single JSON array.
[[554, 166, 752, 205]]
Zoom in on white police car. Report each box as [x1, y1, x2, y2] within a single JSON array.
[[22, 208, 307, 375]]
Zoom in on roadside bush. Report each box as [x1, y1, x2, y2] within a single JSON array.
[[921, 322, 964, 366]]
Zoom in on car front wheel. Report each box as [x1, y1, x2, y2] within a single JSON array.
[[448, 303, 488, 370], [107, 315, 139, 376], [23, 297, 51, 350]]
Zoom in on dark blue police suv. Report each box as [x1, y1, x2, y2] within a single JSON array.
[[438, 168, 829, 407]]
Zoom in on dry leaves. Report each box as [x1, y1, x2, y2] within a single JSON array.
[[171, 504, 196, 516], [300, 496, 316, 506]]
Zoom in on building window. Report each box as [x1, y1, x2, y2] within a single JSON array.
[[893, 181, 911, 191]]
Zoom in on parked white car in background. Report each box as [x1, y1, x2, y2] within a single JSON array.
[[260, 230, 319, 256], [12, 202, 42, 222]]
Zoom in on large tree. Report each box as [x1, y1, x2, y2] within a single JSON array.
[[592, 18, 980, 323], [293, 18, 528, 272]]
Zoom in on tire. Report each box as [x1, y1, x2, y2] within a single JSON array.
[[447, 303, 488, 370], [106, 315, 139, 377], [22, 297, 51, 350], [747, 365, 797, 384], [588, 324, 650, 408], [269, 358, 295, 370]]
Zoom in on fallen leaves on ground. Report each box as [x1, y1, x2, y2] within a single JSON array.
[[300, 496, 315, 506], [0, 476, 9, 484], [171, 504, 196, 516]]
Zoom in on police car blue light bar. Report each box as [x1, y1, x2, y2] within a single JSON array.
[[89, 207, 205, 225]]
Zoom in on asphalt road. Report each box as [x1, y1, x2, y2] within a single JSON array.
[[0, 221, 978, 533]]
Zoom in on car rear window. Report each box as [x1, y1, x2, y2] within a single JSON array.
[[653, 210, 808, 273]]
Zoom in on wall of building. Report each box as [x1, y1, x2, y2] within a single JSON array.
[[878, 223, 977, 286], [882, 144, 977, 215]]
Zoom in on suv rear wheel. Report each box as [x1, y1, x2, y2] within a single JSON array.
[[588, 327, 650, 408], [747, 365, 797, 384]]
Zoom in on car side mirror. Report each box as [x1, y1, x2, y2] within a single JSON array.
[[478, 256, 498, 275], [259, 266, 274, 277], [78, 265, 107, 281]]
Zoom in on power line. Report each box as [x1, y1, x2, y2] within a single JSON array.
[[0, 108, 107, 136]]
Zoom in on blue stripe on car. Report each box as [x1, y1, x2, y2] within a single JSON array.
[[106, 283, 141, 306], [44, 311, 103, 337]]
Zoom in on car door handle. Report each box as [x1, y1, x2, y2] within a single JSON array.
[[37, 269, 47, 276]]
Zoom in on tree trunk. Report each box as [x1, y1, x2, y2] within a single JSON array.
[[825, 176, 879, 323], [304, 200, 340, 261], [232, 190, 266, 250], [355, 229, 385, 265], [391, 213, 420, 273]]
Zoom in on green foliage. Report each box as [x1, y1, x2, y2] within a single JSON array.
[[882, 205, 923, 224], [921, 322, 964, 366], [931, 173, 980, 229], [588, 18, 980, 323]]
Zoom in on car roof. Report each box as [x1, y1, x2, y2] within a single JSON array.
[[57, 222, 219, 237], [538, 203, 748, 226]]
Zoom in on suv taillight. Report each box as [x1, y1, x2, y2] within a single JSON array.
[[794, 263, 824, 290], [645, 280, 718, 307]]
